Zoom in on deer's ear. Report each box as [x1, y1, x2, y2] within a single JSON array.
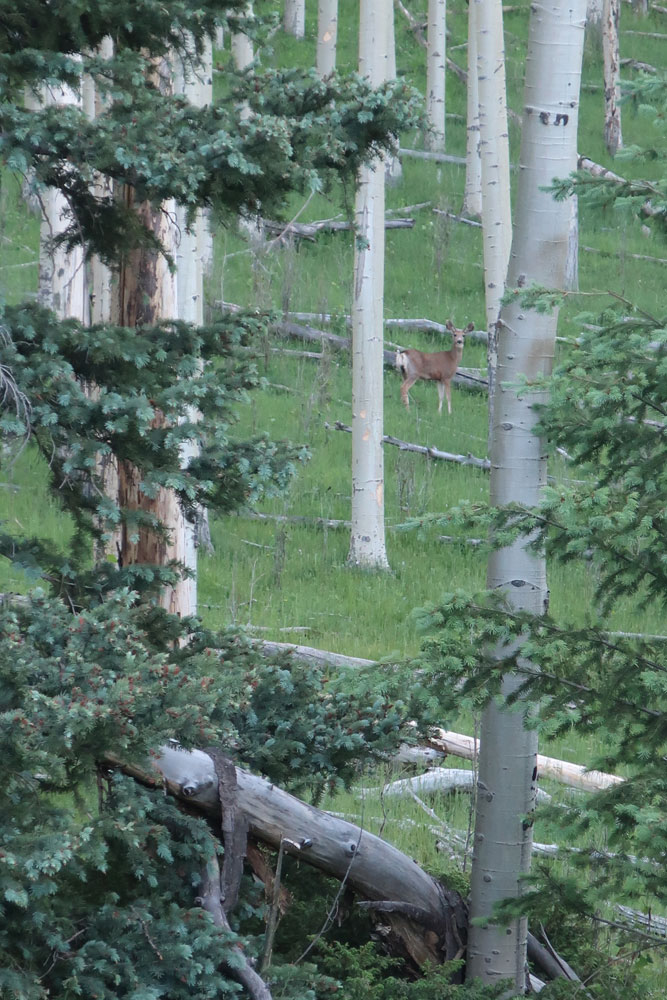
[[465, 322, 475, 333], [445, 320, 455, 331]]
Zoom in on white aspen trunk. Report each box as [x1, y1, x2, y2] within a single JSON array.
[[602, 0, 622, 156], [564, 194, 579, 291], [173, 38, 215, 616], [462, 0, 482, 218], [385, 2, 403, 185], [232, 5, 254, 74], [587, 0, 603, 23], [316, 0, 338, 77], [466, 0, 587, 989], [474, 0, 512, 444], [425, 0, 446, 152], [32, 76, 88, 323], [284, 0, 306, 39], [348, 0, 390, 570], [88, 37, 114, 325]]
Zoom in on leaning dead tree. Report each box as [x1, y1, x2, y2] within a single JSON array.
[[109, 743, 579, 985], [113, 744, 469, 970]]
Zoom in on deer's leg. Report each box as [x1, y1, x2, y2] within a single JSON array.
[[401, 376, 417, 409], [436, 381, 445, 415], [444, 380, 452, 415]]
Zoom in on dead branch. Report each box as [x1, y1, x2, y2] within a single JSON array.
[[197, 851, 274, 1000], [582, 245, 667, 265], [327, 421, 491, 471], [379, 768, 551, 804], [577, 156, 658, 217], [257, 640, 376, 670], [261, 217, 415, 241], [240, 510, 351, 529], [428, 729, 623, 793], [399, 147, 466, 166], [433, 208, 483, 229]]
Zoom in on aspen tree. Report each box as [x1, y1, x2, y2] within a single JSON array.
[[425, 0, 446, 152], [316, 0, 337, 77], [348, 0, 390, 570], [466, 0, 587, 988], [473, 0, 512, 437], [284, 0, 306, 39]]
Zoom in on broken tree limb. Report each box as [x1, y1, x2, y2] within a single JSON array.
[[240, 510, 351, 530], [399, 147, 467, 166], [114, 745, 469, 969], [257, 640, 376, 671], [379, 768, 551, 804], [285, 311, 489, 346], [261, 217, 415, 241], [428, 730, 623, 793], [328, 421, 491, 471], [433, 208, 483, 229], [197, 851, 274, 1000]]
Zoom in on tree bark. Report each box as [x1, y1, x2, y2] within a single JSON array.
[[110, 56, 193, 618], [602, 0, 623, 156], [284, 0, 306, 39], [30, 73, 88, 323], [348, 0, 390, 570], [317, 0, 338, 78], [462, 0, 482, 218], [473, 0, 512, 445], [466, 1, 587, 989], [425, 0, 447, 152]]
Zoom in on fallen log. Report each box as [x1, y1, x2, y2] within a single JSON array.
[[380, 768, 551, 804], [110, 745, 581, 983], [285, 311, 489, 345], [257, 640, 376, 671], [328, 421, 491, 471], [428, 729, 623, 793], [113, 745, 469, 969], [262, 217, 415, 240], [399, 147, 466, 166]]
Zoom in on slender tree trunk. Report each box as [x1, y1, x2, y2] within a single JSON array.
[[110, 56, 194, 619], [425, 0, 446, 152], [385, 2, 403, 185], [88, 37, 114, 325], [173, 37, 214, 614], [462, 0, 482, 218], [284, 0, 306, 39], [466, 0, 587, 990], [30, 75, 88, 323], [316, 0, 338, 77], [473, 0, 512, 445], [602, 0, 622, 156], [232, 5, 254, 76], [348, 0, 390, 570]]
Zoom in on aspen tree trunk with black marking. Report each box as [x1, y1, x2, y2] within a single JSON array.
[[316, 0, 338, 77], [348, 0, 390, 570], [425, 0, 446, 152], [473, 0, 512, 444], [466, 0, 587, 990]]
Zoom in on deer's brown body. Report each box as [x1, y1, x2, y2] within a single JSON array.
[[395, 321, 475, 415]]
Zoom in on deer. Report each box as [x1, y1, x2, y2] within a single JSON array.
[[395, 321, 475, 415]]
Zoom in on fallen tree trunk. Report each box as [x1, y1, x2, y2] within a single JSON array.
[[112, 745, 469, 969], [262, 217, 415, 240], [328, 421, 491, 470], [109, 745, 579, 983], [428, 729, 623, 793]]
